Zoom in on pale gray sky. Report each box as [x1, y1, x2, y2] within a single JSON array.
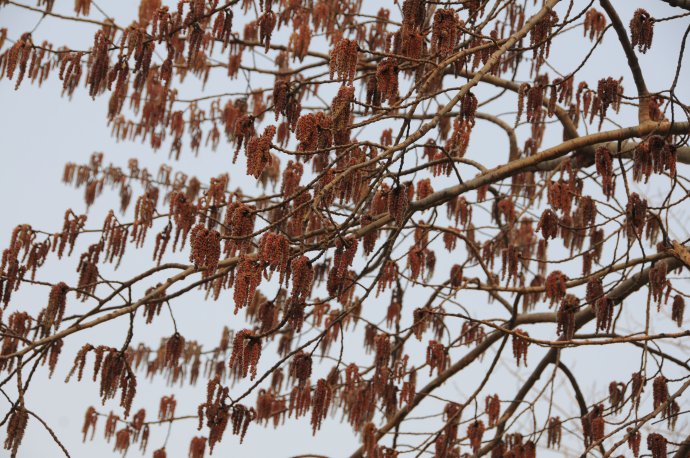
[[1, 1, 689, 457]]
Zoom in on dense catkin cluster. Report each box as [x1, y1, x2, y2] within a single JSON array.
[[467, 420, 485, 454], [431, 9, 460, 58], [630, 371, 646, 411], [1, 227, 44, 287], [649, 261, 668, 307], [516, 83, 529, 124], [627, 428, 642, 457], [104, 411, 119, 443], [223, 202, 256, 256], [449, 264, 463, 288], [289, 255, 314, 304], [211, 8, 233, 48], [633, 135, 677, 182], [394, 0, 425, 59], [388, 183, 410, 227], [229, 330, 262, 380], [365, 75, 382, 111], [407, 245, 426, 281], [258, 232, 289, 282], [647, 433, 667, 458], [414, 225, 430, 246], [131, 188, 158, 248], [76, 245, 100, 300], [234, 114, 256, 154], [556, 294, 578, 339], [597, 77, 622, 122], [411, 307, 430, 341], [164, 333, 185, 369], [588, 279, 614, 333], [327, 237, 358, 297], [361, 422, 379, 457], [425, 340, 448, 376], [330, 38, 358, 84], [364, 223, 386, 257], [288, 375, 312, 419], [672, 295, 685, 327], [377, 259, 398, 295], [373, 333, 391, 377], [256, 388, 286, 426], [87, 30, 109, 97], [331, 85, 355, 145], [246, 125, 276, 178], [67, 345, 137, 417], [296, 112, 333, 154], [547, 417, 561, 448], [289, 351, 312, 388], [435, 402, 461, 458], [142, 283, 166, 325], [188, 436, 207, 458], [575, 196, 597, 231], [4, 407, 28, 455], [311, 378, 333, 434], [523, 275, 544, 312], [233, 257, 262, 314], [3, 31, 32, 89], [43, 339, 63, 377], [258, 10, 277, 52], [530, 10, 558, 71], [537, 208, 559, 240], [272, 78, 301, 129], [234, 406, 257, 444], [545, 270, 567, 304], [384, 295, 401, 330], [462, 322, 485, 346], [380, 129, 393, 149], [443, 230, 457, 252], [652, 375, 669, 411], [281, 160, 304, 197], [82, 406, 98, 442], [415, 178, 434, 201], [376, 58, 398, 104], [630, 9, 654, 53], [58, 51, 84, 95], [189, 224, 221, 276], [169, 191, 196, 250], [512, 330, 530, 367], [459, 91, 478, 126], [485, 394, 500, 427], [113, 427, 131, 453], [39, 281, 69, 336], [594, 146, 616, 198], [497, 197, 516, 227], [288, 20, 311, 62], [625, 193, 647, 239], [547, 179, 573, 215], [528, 79, 549, 126], [198, 377, 229, 451], [131, 408, 146, 443], [159, 395, 176, 421], [398, 368, 416, 408], [584, 8, 606, 41], [273, 79, 289, 121], [582, 404, 605, 447]]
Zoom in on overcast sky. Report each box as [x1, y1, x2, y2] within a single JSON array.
[[1, 1, 689, 457]]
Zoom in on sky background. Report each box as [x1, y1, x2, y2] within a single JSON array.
[[1, 1, 690, 457]]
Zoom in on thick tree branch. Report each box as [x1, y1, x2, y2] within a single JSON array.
[[661, 0, 690, 11]]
